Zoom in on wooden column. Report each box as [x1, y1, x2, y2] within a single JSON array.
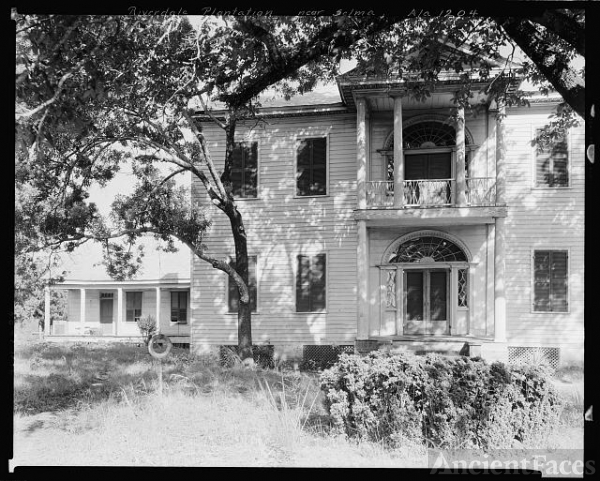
[[44, 286, 51, 336], [80, 288, 86, 332], [356, 97, 369, 210], [392, 95, 404, 207], [357, 220, 369, 339], [494, 101, 507, 342], [495, 101, 506, 206], [155, 287, 161, 334], [116, 287, 123, 336], [455, 106, 467, 206]]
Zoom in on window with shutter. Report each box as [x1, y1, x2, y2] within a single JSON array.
[[126, 292, 142, 322], [171, 291, 188, 324], [228, 256, 257, 312], [231, 142, 258, 197], [533, 250, 568, 312], [535, 129, 569, 187], [296, 138, 327, 196], [296, 254, 327, 312]]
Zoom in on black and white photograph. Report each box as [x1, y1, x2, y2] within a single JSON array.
[[12, 4, 591, 474]]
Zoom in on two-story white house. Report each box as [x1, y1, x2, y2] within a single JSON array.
[[189, 64, 584, 366], [44, 56, 584, 367]]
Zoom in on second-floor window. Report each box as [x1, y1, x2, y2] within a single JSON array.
[[228, 256, 258, 312], [533, 250, 568, 312], [296, 254, 326, 312], [535, 129, 569, 187], [231, 142, 258, 197], [297, 137, 327, 196], [126, 291, 142, 322]]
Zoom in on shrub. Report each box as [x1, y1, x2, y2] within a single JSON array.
[[136, 315, 157, 345], [320, 351, 559, 450]]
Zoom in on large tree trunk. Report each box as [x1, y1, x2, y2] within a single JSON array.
[[228, 205, 253, 362]]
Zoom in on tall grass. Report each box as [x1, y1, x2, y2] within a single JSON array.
[[12, 342, 583, 468], [13, 341, 428, 467]]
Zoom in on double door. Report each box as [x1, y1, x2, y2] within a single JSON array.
[[404, 269, 448, 335]]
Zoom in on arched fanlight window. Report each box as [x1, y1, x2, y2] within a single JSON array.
[[388, 236, 467, 263], [402, 121, 456, 149]]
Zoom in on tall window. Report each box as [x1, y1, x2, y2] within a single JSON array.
[[535, 129, 569, 187], [171, 291, 188, 324], [228, 256, 257, 312], [297, 137, 327, 196], [126, 292, 142, 322], [296, 254, 326, 312], [231, 142, 258, 197], [533, 250, 568, 312]]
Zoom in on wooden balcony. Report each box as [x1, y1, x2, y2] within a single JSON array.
[[359, 177, 505, 226], [366, 177, 497, 208]]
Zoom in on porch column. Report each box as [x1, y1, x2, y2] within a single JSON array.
[[80, 288, 86, 331], [494, 101, 507, 342], [455, 106, 467, 206], [356, 96, 369, 209], [155, 287, 161, 334], [357, 220, 369, 339], [44, 286, 51, 336], [392, 95, 404, 207], [116, 287, 123, 336], [495, 100, 507, 206]]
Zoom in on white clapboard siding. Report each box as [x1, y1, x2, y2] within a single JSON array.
[[191, 114, 359, 345], [501, 105, 584, 350]]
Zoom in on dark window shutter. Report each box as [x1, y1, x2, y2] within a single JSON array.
[[428, 153, 452, 179], [552, 138, 569, 186], [405, 154, 427, 180], [550, 251, 568, 311], [231, 145, 244, 197]]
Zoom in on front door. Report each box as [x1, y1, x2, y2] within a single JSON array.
[[99, 297, 113, 335], [404, 269, 449, 335]]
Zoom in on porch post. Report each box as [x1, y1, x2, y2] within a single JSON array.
[[155, 287, 161, 334], [455, 106, 467, 206], [116, 287, 123, 336], [357, 220, 369, 339], [392, 95, 404, 207], [356, 96, 369, 210], [44, 286, 51, 336], [80, 288, 86, 332], [494, 100, 507, 342]]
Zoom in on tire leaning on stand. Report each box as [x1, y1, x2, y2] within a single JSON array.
[[148, 334, 173, 359]]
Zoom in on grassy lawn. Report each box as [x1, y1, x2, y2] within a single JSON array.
[[12, 341, 427, 468], [11, 341, 583, 469]]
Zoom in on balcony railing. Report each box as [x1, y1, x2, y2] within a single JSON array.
[[466, 177, 496, 206], [404, 179, 453, 206], [366, 181, 394, 207], [366, 177, 496, 208]]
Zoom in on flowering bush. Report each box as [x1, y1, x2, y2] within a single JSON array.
[[320, 351, 559, 449]]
